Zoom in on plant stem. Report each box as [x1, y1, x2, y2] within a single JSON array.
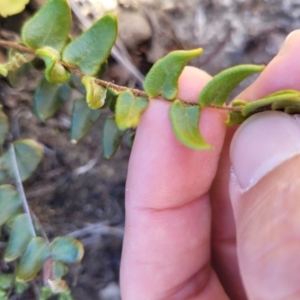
[[9, 144, 36, 237], [0, 40, 242, 113]]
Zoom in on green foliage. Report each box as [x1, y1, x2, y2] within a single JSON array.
[[241, 90, 300, 116], [82, 75, 106, 109], [34, 77, 71, 121], [70, 98, 102, 143], [62, 13, 118, 75], [1, 139, 44, 181], [0, 0, 29, 18], [4, 213, 33, 261], [115, 90, 148, 130], [16, 237, 51, 281], [0, 185, 21, 226], [0, 274, 13, 290], [50, 236, 84, 263], [103, 117, 124, 159], [144, 49, 203, 99], [169, 100, 212, 150], [36, 47, 71, 83], [198, 64, 264, 107], [21, 0, 71, 52]]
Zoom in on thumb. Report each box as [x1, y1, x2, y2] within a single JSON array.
[[230, 111, 300, 299]]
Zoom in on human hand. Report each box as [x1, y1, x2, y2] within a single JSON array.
[[120, 30, 300, 300]]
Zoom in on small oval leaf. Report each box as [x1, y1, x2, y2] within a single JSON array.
[[115, 90, 148, 130], [36, 47, 70, 84], [0, 0, 29, 17], [199, 64, 264, 107], [70, 98, 102, 143], [169, 100, 211, 150], [34, 77, 71, 121], [4, 213, 33, 262], [21, 0, 71, 52], [0, 108, 9, 146], [81, 75, 107, 109], [1, 139, 44, 182], [50, 236, 84, 264], [62, 14, 118, 75], [0, 274, 13, 290], [0, 184, 21, 226], [144, 49, 203, 100], [16, 237, 51, 282], [102, 117, 123, 159]]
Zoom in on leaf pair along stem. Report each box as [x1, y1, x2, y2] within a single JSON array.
[[0, 39, 240, 113]]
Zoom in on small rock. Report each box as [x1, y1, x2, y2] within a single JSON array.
[[118, 9, 152, 50], [98, 282, 121, 300]]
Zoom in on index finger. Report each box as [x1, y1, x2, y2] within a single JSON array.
[[120, 66, 228, 299]]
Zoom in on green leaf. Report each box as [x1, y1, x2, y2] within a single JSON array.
[[70, 98, 102, 144], [115, 90, 148, 130], [0, 289, 8, 300], [0, 0, 29, 18], [0, 274, 13, 290], [102, 88, 119, 111], [231, 99, 248, 107], [7, 62, 30, 87], [241, 92, 300, 117], [169, 100, 211, 150], [14, 281, 29, 295], [36, 47, 71, 83], [0, 184, 21, 226], [81, 75, 107, 109], [96, 61, 108, 78], [59, 290, 73, 300], [21, 0, 71, 52], [0, 65, 8, 77], [50, 236, 84, 263], [284, 105, 300, 114], [4, 51, 34, 73], [144, 49, 203, 100], [69, 74, 86, 95], [41, 286, 54, 300], [4, 213, 33, 262], [16, 237, 50, 282], [198, 64, 264, 107], [225, 111, 247, 126], [1, 139, 44, 182], [102, 117, 123, 159], [62, 14, 118, 75], [0, 107, 9, 146], [52, 261, 68, 279], [34, 77, 71, 121]]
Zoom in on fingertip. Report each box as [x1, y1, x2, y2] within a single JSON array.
[[237, 29, 300, 101], [178, 66, 212, 102]]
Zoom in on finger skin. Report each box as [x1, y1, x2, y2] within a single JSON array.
[[231, 155, 300, 299], [120, 67, 228, 299], [211, 128, 247, 300], [228, 29, 300, 299], [210, 29, 300, 299]]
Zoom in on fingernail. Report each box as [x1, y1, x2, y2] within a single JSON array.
[[230, 111, 300, 190]]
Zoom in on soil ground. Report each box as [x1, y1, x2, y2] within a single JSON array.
[[0, 0, 300, 299]]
